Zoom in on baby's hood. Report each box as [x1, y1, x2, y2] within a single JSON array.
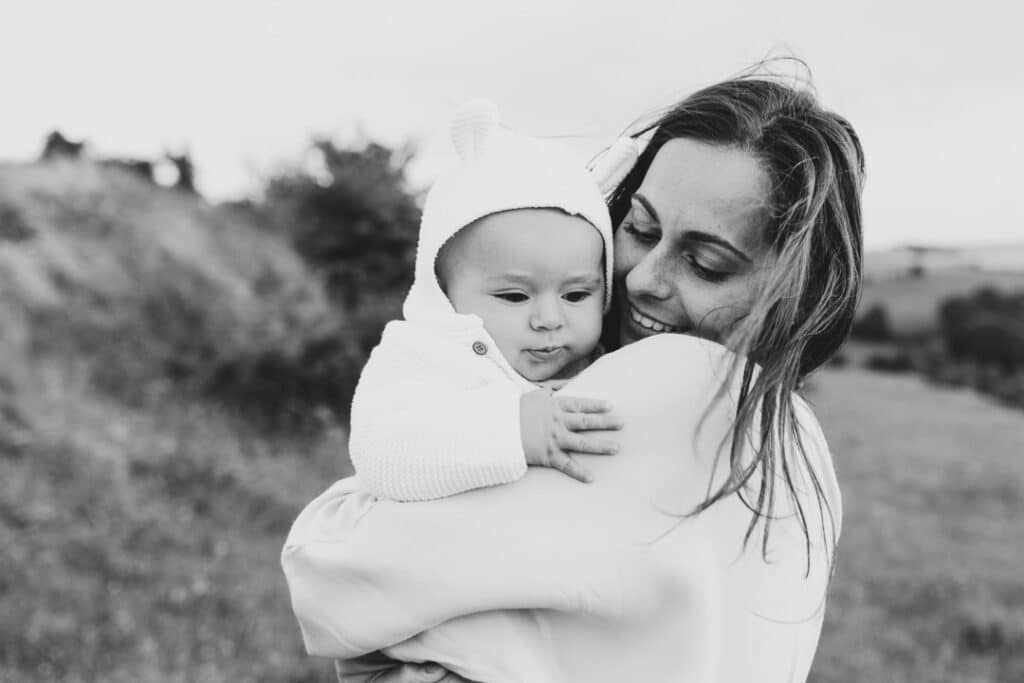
[[402, 100, 638, 324]]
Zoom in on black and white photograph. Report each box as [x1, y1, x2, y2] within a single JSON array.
[[1, 2, 1022, 682]]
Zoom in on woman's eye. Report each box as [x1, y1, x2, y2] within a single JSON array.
[[495, 292, 528, 303], [622, 221, 659, 245], [564, 290, 593, 303], [687, 256, 729, 283]]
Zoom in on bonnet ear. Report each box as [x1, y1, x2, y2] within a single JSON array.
[[589, 137, 640, 195], [451, 99, 501, 160]]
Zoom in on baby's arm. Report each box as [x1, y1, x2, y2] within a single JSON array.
[[349, 325, 527, 501], [350, 323, 622, 500]]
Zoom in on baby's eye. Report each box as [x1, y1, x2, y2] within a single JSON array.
[[494, 292, 528, 303], [563, 290, 593, 303]]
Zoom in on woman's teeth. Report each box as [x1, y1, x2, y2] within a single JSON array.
[[631, 307, 677, 333]]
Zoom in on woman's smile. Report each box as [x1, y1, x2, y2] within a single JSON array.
[[628, 305, 680, 333]]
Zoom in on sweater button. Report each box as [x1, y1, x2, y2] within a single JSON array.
[[472, 341, 488, 355]]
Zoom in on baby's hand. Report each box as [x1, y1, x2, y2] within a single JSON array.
[[519, 389, 623, 483]]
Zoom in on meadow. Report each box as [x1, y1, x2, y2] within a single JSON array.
[[2, 160, 1022, 682]]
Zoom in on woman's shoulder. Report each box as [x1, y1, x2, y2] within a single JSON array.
[[600, 333, 735, 367], [584, 334, 737, 401]]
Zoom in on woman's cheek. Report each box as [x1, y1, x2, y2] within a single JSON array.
[[612, 233, 642, 280]]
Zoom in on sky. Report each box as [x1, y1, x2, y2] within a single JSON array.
[[1, 0, 1021, 249]]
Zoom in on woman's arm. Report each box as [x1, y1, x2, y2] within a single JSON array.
[[283, 335, 839, 681], [283, 335, 736, 654]]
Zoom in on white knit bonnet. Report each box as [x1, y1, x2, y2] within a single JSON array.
[[405, 99, 638, 321]]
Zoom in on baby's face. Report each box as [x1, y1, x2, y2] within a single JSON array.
[[438, 208, 605, 382]]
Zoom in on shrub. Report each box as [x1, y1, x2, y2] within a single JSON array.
[[939, 288, 1024, 370], [865, 350, 914, 373], [851, 304, 893, 341], [264, 139, 420, 308]]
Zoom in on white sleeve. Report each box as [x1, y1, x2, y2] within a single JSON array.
[[348, 324, 528, 501]]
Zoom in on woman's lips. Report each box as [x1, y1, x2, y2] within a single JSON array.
[[628, 305, 679, 333]]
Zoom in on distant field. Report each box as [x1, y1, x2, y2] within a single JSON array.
[[808, 368, 1024, 683], [859, 269, 1024, 334]]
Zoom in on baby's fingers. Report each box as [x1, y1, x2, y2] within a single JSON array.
[[562, 411, 624, 432], [555, 396, 614, 414], [556, 430, 619, 455], [547, 451, 592, 484]]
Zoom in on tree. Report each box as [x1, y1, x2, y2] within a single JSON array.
[[851, 304, 893, 341], [939, 288, 1024, 370], [265, 139, 421, 308]]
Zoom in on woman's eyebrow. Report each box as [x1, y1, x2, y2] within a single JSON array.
[[635, 192, 752, 263]]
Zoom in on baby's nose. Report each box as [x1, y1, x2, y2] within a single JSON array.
[[530, 299, 564, 330]]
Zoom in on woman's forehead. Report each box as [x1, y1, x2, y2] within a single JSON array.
[[638, 138, 771, 253]]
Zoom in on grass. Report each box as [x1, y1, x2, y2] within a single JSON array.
[[0, 357, 347, 683], [808, 368, 1024, 682]]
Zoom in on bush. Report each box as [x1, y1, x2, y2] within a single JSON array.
[[265, 139, 420, 308], [939, 288, 1024, 370], [851, 304, 893, 341], [865, 350, 914, 373]]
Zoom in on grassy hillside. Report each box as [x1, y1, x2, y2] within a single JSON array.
[[0, 161, 349, 682], [809, 368, 1024, 683]]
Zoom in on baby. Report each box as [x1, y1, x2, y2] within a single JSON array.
[[348, 101, 636, 501]]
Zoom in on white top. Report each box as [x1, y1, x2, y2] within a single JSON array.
[[283, 334, 842, 683]]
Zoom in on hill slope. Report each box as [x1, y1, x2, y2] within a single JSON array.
[[0, 161, 349, 682]]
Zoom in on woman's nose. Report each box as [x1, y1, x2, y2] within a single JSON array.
[[530, 297, 564, 331], [625, 247, 673, 301]]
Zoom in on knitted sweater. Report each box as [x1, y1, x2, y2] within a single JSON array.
[[348, 117, 616, 502], [348, 312, 537, 501], [283, 334, 842, 683]]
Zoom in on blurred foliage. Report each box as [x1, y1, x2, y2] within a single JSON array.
[[939, 288, 1024, 370], [0, 139, 424, 433], [264, 139, 420, 310], [846, 287, 1024, 410], [850, 303, 893, 342], [864, 349, 913, 373]]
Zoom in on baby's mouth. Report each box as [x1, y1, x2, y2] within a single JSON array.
[[526, 346, 566, 359]]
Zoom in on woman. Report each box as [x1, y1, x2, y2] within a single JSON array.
[[283, 72, 864, 682]]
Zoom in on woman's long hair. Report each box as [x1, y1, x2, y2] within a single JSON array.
[[606, 67, 865, 573]]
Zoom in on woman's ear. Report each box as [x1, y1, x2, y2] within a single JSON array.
[[450, 99, 501, 161], [589, 137, 640, 195]]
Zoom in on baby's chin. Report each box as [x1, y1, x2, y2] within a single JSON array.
[[515, 354, 591, 384]]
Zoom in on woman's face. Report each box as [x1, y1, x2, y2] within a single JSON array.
[[613, 138, 776, 347]]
